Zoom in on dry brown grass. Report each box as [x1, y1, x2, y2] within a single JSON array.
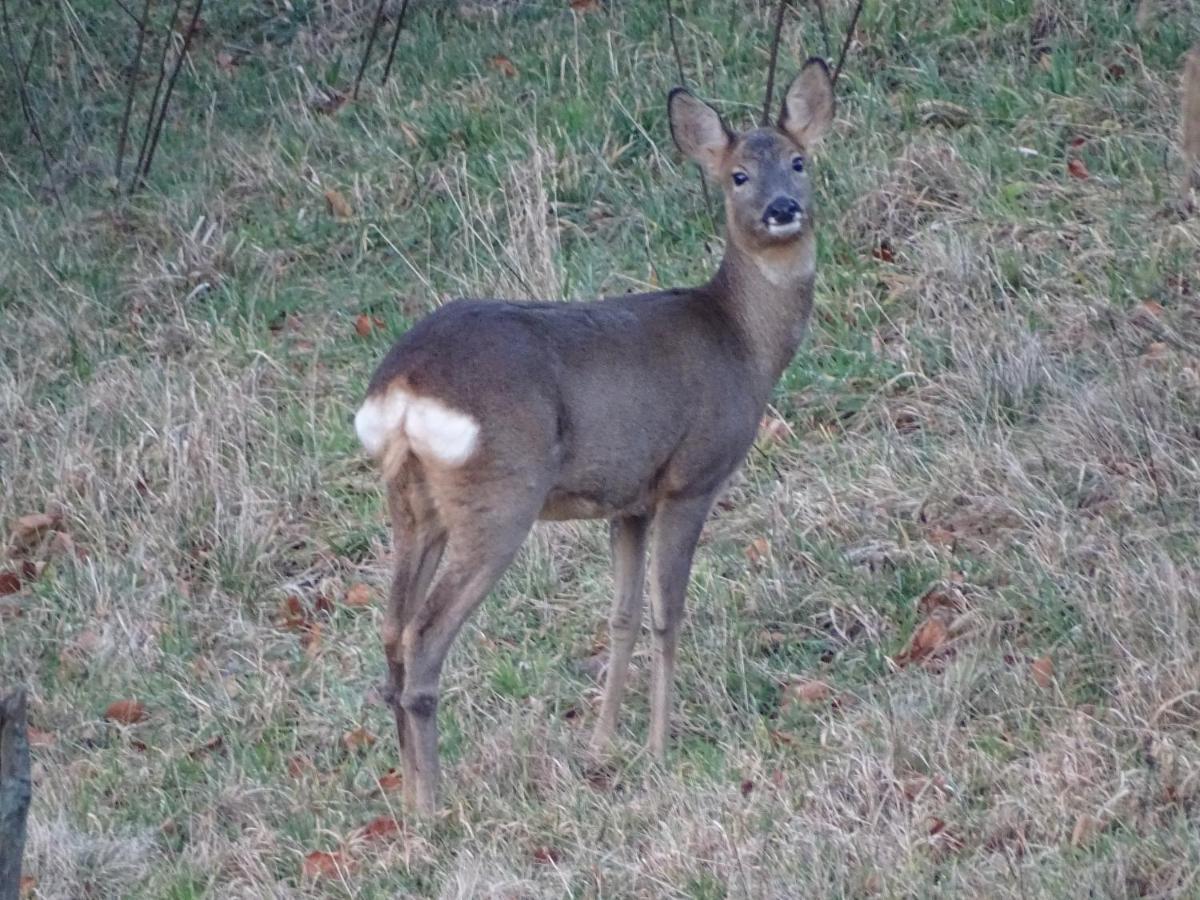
[[3, 0, 1200, 896]]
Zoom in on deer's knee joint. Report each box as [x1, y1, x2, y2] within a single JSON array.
[[400, 690, 438, 719]]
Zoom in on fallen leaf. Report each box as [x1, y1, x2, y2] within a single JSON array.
[[569, 0, 602, 10], [324, 188, 353, 219], [744, 536, 770, 567], [1143, 341, 1169, 361], [314, 594, 335, 616], [926, 526, 956, 547], [1070, 813, 1103, 847], [917, 585, 966, 617], [781, 678, 832, 709], [359, 816, 401, 842], [740, 778, 755, 797], [11, 512, 59, 548], [301, 622, 322, 656], [189, 734, 224, 757], [1105, 62, 1126, 81], [308, 88, 347, 115], [1067, 158, 1090, 180], [488, 54, 518, 78], [342, 726, 376, 751], [1031, 655, 1054, 689], [302, 850, 350, 879], [1132, 299, 1164, 323], [277, 595, 309, 631], [1069, 135, 1087, 148], [354, 314, 373, 337], [288, 755, 314, 778], [0, 571, 20, 595], [893, 617, 949, 667], [345, 583, 373, 608], [531, 846, 561, 864], [377, 768, 403, 792], [872, 241, 895, 262], [105, 699, 147, 725]]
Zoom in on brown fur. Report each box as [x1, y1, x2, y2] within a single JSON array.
[[358, 59, 836, 813]]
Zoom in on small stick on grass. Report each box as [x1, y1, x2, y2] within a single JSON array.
[[760, 0, 789, 126], [353, 0, 388, 100], [0, 0, 63, 212], [133, 0, 203, 194], [831, 0, 864, 86], [666, 0, 714, 222], [116, 0, 154, 185], [381, 0, 411, 86]]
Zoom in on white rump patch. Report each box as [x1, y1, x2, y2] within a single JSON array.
[[355, 391, 409, 457], [406, 396, 480, 466], [355, 388, 480, 467]]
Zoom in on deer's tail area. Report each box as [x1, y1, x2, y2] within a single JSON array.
[[355, 383, 481, 482]]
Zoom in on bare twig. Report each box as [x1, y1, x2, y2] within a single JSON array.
[[133, 0, 203, 193], [116, 0, 154, 185], [0, 689, 32, 900], [381, 0, 411, 85], [666, 0, 714, 221], [132, 0, 184, 190], [832, 0, 864, 86], [761, 0, 789, 125], [812, 0, 831, 59], [353, 0, 388, 100], [0, 0, 63, 212]]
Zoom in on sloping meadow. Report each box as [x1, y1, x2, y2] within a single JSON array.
[[2, 0, 1200, 896]]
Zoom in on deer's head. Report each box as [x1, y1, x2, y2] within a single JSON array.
[[669, 59, 834, 254]]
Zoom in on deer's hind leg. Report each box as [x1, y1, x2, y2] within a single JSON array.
[[396, 465, 550, 814], [382, 461, 446, 811]]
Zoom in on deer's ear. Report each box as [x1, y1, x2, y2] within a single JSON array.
[[779, 58, 835, 148], [669, 88, 733, 179]]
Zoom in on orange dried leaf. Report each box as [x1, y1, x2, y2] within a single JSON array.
[[488, 54, 518, 78], [278, 595, 308, 630], [0, 571, 20, 595], [531, 845, 561, 864], [744, 536, 770, 566], [360, 816, 401, 842], [11, 512, 59, 546], [569, 0, 602, 10], [345, 582, 373, 608], [781, 678, 832, 709], [1031, 655, 1054, 689], [377, 768, 403, 792], [354, 314, 373, 337], [287, 755, 314, 778], [1067, 158, 1090, 180], [342, 726, 376, 751], [893, 618, 949, 667], [104, 699, 147, 725], [324, 188, 353, 219], [302, 850, 350, 879]]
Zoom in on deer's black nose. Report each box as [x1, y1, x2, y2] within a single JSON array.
[[763, 197, 801, 225]]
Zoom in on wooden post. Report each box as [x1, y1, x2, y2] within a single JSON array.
[[0, 689, 31, 900]]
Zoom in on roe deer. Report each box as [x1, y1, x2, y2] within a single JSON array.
[[356, 59, 835, 813]]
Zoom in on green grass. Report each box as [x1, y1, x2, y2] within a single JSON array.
[[3, 0, 1200, 896]]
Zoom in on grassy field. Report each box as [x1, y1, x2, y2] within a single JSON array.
[[2, 0, 1200, 896]]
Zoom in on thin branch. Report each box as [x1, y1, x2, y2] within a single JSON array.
[[19, 20, 43, 85], [666, 0, 714, 222], [812, 0, 831, 59], [0, 0, 62, 212], [831, 0, 864, 86], [761, 0, 789, 125], [135, 0, 203, 191], [113, 0, 146, 26], [116, 0, 154, 185], [353, 0, 388, 100], [381, 0, 411, 85], [132, 0, 184, 190]]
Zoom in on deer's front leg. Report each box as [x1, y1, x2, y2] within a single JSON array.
[[589, 514, 649, 755], [646, 493, 714, 758]]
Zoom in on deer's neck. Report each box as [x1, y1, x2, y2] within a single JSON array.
[[709, 229, 817, 394]]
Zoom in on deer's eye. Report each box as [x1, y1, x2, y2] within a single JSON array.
[[731, 171, 749, 186], [792, 156, 805, 172]]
